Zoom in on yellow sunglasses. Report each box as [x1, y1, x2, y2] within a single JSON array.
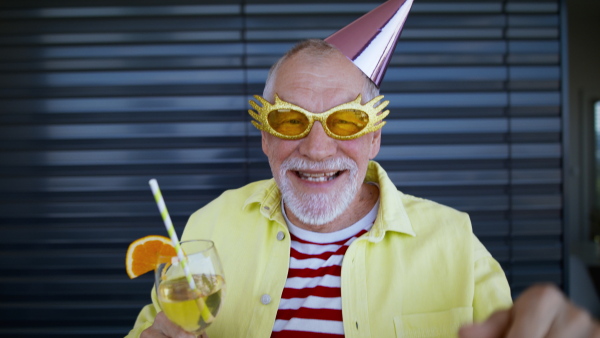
[[248, 94, 389, 140]]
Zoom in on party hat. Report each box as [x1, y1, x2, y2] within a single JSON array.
[[325, 0, 413, 87]]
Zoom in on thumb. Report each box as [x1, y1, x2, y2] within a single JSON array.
[[459, 310, 511, 338]]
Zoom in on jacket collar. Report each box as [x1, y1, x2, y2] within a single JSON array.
[[364, 161, 416, 241], [243, 178, 285, 225]]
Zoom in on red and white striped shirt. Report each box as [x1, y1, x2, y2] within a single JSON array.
[[272, 200, 379, 337]]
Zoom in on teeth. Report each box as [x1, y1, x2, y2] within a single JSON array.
[[297, 171, 338, 182]]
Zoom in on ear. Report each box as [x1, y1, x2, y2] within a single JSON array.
[[369, 129, 382, 159]]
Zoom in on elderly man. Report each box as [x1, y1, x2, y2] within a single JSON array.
[[129, 2, 600, 337], [130, 37, 510, 337]]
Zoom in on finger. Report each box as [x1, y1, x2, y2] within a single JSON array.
[[459, 310, 510, 338], [141, 320, 168, 338], [154, 312, 196, 338], [505, 284, 562, 338], [141, 328, 167, 338], [547, 300, 597, 338]]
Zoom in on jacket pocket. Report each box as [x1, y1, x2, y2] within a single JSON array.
[[393, 307, 473, 338]]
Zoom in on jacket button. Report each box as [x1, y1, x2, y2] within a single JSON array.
[[276, 231, 285, 241], [261, 294, 271, 305]]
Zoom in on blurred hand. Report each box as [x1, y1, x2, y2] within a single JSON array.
[[459, 284, 600, 338], [141, 312, 208, 338]]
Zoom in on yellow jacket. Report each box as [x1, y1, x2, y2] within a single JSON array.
[[127, 161, 512, 338]]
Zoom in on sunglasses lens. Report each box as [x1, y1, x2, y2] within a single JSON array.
[[268, 109, 310, 136], [327, 110, 369, 137]]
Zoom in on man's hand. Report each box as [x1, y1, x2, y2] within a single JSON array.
[[141, 312, 208, 338], [459, 284, 600, 338]]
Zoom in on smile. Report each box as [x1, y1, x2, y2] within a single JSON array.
[[295, 170, 342, 182]]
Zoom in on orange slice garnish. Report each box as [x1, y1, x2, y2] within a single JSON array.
[[125, 235, 177, 279]]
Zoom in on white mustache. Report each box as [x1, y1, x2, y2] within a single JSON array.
[[280, 157, 357, 173]]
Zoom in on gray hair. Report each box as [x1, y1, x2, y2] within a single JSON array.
[[263, 39, 379, 102]]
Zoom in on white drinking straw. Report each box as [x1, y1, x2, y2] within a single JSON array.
[[148, 178, 197, 291], [148, 178, 215, 325]]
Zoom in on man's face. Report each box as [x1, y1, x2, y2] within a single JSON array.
[[261, 51, 382, 228]]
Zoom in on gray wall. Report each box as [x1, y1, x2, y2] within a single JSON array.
[[565, 0, 600, 318], [566, 0, 600, 245]]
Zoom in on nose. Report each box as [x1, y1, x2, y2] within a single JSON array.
[[298, 122, 337, 161]]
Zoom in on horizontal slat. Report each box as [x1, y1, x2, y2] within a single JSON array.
[[390, 170, 509, 186], [378, 144, 509, 160], [0, 122, 248, 140], [0, 56, 245, 72], [0, 276, 152, 296], [1, 43, 245, 60], [401, 28, 504, 39], [0, 301, 144, 320], [385, 66, 508, 81], [0, 327, 134, 337], [509, 66, 560, 80], [412, 3, 503, 13], [512, 219, 562, 236], [0, 224, 185, 244], [393, 15, 507, 28], [0, 70, 245, 87], [0, 149, 248, 166], [0, 251, 127, 269], [509, 41, 559, 53], [506, 3, 559, 13], [512, 239, 563, 261], [386, 168, 561, 186], [0, 5, 241, 19], [508, 14, 559, 26], [507, 28, 559, 39], [387, 92, 508, 107], [0, 17, 244, 35], [0, 200, 210, 218], [512, 143, 562, 158], [246, 3, 377, 14], [0, 95, 246, 114], [511, 92, 561, 105], [0, 174, 246, 192], [0, 31, 243, 45]]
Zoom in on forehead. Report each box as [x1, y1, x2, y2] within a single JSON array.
[[270, 51, 366, 108]]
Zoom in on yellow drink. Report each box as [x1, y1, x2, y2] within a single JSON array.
[[158, 274, 225, 334]]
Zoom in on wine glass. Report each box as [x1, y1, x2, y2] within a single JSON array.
[[155, 239, 226, 336]]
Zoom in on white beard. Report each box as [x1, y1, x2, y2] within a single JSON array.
[[272, 157, 360, 226]]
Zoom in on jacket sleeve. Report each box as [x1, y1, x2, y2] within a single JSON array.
[[125, 288, 161, 337], [471, 234, 513, 322]]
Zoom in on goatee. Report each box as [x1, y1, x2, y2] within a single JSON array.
[[272, 157, 360, 226]]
